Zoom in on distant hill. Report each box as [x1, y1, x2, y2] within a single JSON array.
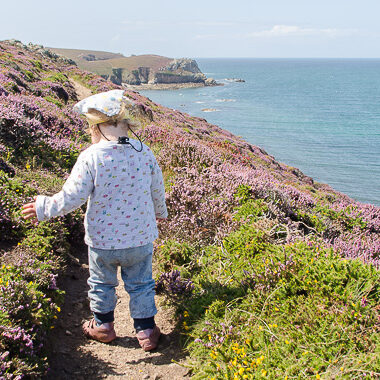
[[48, 47, 217, 87]]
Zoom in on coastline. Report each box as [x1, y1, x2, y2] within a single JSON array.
[[123, 81, 223, 91]]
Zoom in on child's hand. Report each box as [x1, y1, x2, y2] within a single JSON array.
[[21, 197, 38, 225]]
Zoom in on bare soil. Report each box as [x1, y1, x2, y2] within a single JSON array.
[[69, 78, 93, 100], [44, 243, 191, 380]]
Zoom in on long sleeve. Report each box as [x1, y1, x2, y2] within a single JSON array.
[[150, 159, 168, 218], [35, 153, 94, 221]]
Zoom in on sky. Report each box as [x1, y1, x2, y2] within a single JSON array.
[[1, 0, 380, 58]]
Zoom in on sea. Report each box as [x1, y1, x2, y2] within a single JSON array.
[[140, 59, 380, 206]]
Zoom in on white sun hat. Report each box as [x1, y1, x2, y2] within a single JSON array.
[[73, 89, 138, 127]]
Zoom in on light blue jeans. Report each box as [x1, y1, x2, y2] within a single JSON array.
[[87, 243, 157, 319]]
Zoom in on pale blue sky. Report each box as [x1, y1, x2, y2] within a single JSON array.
[[1, 0, 380, 58]]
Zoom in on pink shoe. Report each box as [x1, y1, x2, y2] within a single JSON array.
[[82, 318, 117, 343], [136, 326, 161, 351]]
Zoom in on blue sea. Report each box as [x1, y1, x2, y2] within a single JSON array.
[[140, 59, 380, 206]]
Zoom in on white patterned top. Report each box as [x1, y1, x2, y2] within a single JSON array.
[[35, 140, 168, 249]]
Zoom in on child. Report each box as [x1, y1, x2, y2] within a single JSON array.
[[21, 90, 168, 351]]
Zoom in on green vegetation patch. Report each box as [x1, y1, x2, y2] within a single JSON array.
[[155, 199, 379, 379]]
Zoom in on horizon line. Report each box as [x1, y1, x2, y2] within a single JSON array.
[[192, 56, 380, 59]]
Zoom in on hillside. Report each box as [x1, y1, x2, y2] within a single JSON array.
[[48, 47, 172, 75], [0, 39, 379, 379], [48, 46, 216, 87]]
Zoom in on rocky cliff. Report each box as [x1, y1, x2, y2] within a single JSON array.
[[102, 57, 218, 86], [47, 47, 218, 87]]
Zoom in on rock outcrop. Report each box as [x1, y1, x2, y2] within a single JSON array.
[[41, 45, 221, 88], [3, 39, 76, 66], [119, 58, 217, 87]]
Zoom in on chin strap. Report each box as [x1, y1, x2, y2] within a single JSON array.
[[97, 125, 143, 152]]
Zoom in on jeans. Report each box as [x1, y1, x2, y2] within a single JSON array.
[[87, 243, 157, 320]]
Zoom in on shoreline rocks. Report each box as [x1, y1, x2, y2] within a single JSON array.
[[123, 81, 223, 91], [225, 78, 245, 82]]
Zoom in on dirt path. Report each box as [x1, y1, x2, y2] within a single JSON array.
[[69, 78, 93, 100], [45, 244, 190, 380]]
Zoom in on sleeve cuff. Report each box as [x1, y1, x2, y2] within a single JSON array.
[[155, 209, 168, 219], [35, 195, 47, 221]]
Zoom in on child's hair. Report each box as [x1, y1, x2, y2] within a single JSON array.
[[84, 104, 140, 136]]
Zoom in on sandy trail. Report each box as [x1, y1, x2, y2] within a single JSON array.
[[45, 243, 190, 380]]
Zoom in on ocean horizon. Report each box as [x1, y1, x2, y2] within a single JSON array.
[[140, 58, 380, 206]]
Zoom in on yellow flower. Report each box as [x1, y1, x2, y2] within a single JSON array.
[[285, 340, 290, 344], [239, 368, 245, 375], [275, 307, 279, 311], [261, 369, 267, 376], [57, 307, 61, 312], [316, 374, 320, 379], [340, 367, 343, 371], [183, 311, 189, 317]]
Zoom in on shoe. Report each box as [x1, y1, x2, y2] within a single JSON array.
[[136, 326, 161, 351], [82, 318, 116, 343]]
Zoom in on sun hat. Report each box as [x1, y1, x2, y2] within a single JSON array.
[[73, 89, 138, 127]]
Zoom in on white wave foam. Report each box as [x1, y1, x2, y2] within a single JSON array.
[[201, 108, 220, 112], [216, 98, 236, 102]]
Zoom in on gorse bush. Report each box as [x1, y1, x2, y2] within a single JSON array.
[[156, 205, 379, 378]]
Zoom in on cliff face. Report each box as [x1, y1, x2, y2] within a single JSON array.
[[106, 58, 210, 86], [47, 46, 216, 86]]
